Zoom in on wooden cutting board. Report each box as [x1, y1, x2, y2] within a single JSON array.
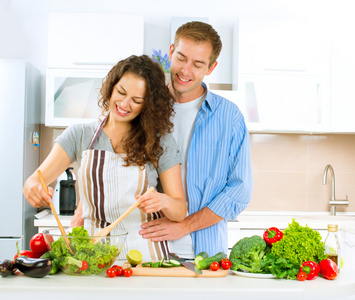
[[122, 262, 229, 277]]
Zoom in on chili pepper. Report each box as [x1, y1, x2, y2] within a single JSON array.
[[14, 242, 52, 278], [319, 259, 338, 280], [263, 227, 283, 246], [300, 261, 320, 280]]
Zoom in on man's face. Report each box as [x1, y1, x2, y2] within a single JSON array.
[[169, 37, 217, 101]]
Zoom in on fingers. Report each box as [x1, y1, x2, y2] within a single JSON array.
[[27, 184, 52, 208]]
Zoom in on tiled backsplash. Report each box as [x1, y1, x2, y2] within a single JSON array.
[[249, 134, 355, 212], [39, 125, 355, 213]]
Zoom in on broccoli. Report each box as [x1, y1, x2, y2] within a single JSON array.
[[229, 235, 270, 273]]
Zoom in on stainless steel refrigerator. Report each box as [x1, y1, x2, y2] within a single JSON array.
[[0, 59, 40, 259]]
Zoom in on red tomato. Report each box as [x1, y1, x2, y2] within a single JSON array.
[[106, 268, 116, 278], [123, 268, 133, 277], [210, 261, 220, 271], [297, 271, 307, 281], [112, 265, 123, 276], [98, 263, 106, 268], [220, 258, 231, 270], [80, 261, 89, 271], [30, 233, 49, 257]]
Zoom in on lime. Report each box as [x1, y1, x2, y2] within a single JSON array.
[[127, 249, 143, 265]]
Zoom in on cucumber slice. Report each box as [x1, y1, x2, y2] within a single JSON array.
[[161, 262, 174, 268], [194, 251, 209, 265], [169, 259, 181, 267]]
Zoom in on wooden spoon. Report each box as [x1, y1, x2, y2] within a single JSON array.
[[92, 187, 155, 244], [37, 170, 74, 255]]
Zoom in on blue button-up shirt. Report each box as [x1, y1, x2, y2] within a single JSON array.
[[187, 83, 253, 256]]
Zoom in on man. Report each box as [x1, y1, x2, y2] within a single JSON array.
[[139, 21, 253, 256]]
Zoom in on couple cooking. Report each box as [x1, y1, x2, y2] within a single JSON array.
[[23, 21, 253, 261]]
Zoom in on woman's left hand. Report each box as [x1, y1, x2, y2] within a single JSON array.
[[137, 191, 167, 214]]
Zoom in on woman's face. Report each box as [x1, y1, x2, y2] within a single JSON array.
[[109, 71, 146, 124]]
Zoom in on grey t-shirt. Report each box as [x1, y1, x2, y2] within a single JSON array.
[[55, 120, 181, 173]]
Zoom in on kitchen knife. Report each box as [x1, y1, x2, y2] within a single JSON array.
[[168, 253, 202, 275]]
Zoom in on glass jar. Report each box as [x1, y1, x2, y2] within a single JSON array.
[[324, 224, 341, 271]]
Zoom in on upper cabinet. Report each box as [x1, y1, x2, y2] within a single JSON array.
[[329, 18, 355, 133], [235, 19, 331, 133], [46, 13, 144, 127], [47, 12, 144, 69]]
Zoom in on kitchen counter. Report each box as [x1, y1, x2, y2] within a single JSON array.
[[1, 264, 354, 300]]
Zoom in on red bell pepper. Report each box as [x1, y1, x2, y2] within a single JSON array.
[[319, 259, 338, 280], [300, 261, 320, 280], [263, 227, 283, 246], [14, 250, 37, 261]]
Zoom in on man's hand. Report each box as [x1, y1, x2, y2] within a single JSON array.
[[139, 217, 188, 242]]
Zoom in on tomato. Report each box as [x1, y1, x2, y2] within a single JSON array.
[[30, 233, 49, 257], [210, 261, 220, 271], [220, 258, 231, 270], [106, 268, 116, 278], [112, 265, 123, 276], [98, 263, 106, 268], [80, 261, 89, 271], [297, 271, 307, 281], [123, 268, 133, 277]]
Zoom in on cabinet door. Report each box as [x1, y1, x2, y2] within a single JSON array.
[[47, 13, 144, 69], [330, 19, 355, 132], [236, 19, 331, 133]]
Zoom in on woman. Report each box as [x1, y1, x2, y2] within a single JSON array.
[[23, 55, 191, 260]]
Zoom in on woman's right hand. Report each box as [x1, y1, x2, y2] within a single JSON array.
[[23, 178, 54, 208]]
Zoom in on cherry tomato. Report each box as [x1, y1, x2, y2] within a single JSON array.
[[123, 268, 133, 277], [30, 233, 49, 257], [106, 268, 116, 278], [297, 271, 307, 281], [98, 263, 106, 268], [210, 261, 220, 271], [112, 265, 123, 276], [80, 261, 89, 271], [220, 258, 232, 270]]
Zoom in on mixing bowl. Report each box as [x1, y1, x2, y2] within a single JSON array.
[[43, 227, 127, 276]]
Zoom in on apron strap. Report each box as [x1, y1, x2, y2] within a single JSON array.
[[88, 113, 109, 149]]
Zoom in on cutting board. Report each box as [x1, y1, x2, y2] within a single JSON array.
[[122, 262, 229, 277]]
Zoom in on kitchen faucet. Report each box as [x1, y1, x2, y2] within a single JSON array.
[[322, 164, 349, 216]]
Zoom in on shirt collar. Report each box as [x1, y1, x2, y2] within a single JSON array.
[[201, 82, 217, 112]]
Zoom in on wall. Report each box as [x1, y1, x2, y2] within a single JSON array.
[[39, 124, 355, 213]]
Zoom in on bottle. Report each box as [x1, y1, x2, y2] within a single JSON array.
[[324, 224, 341, 271]]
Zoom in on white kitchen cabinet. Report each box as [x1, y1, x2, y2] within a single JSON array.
[[329, 18, 355, 133], [47, 12, 144, 69], [236, 19, 331, 133]]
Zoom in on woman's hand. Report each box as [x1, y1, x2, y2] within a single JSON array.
[[23, 178, 54, 208], [137, 191, 168, 214]]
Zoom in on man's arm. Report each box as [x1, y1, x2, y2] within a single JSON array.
[[139, 206, 222, 242]]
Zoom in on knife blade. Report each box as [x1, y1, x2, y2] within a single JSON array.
[[168, 253, 202, 275]]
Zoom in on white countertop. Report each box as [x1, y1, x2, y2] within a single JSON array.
[[1, 264, 354, 300]]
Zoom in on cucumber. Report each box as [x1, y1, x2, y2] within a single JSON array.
[[194, 251, 209, 265], [169, 259, 181, 267], [197, 252, 227, 270]]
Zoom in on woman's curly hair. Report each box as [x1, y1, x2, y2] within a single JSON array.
[[98, 55, 174, 169]]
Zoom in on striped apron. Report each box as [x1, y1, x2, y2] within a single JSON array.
[[77, 116, 170, 261]]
